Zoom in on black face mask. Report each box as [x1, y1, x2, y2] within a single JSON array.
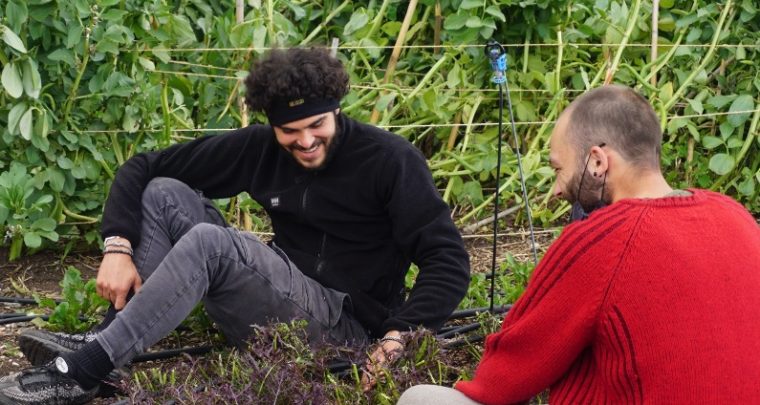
[[569, 144, 607, 222], [570, 199, 607, 222]]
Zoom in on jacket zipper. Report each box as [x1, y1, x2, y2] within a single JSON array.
[[301, 175, 327, 275], [316, 233, 327, 275]]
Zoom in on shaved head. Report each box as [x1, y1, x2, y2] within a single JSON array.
[[563, 85, 662, 171]]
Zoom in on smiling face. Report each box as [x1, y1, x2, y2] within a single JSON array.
[[272, 111, 338, 170]]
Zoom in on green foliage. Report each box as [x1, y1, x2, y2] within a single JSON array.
[[0, 162, 59, 260], [33, 266, 109, 333], [0, 0, 758, 261], [458, 254, 535, 309]]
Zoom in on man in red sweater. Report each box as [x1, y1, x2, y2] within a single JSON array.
[[398, 84, 760, 404]]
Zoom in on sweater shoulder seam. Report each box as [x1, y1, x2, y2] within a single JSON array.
[[598, 206, 647, 319]]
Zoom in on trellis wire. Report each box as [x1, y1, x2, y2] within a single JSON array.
[[140, 42, 760, 53], [75, 108, 760, 134], [152, 68, 583, 94]]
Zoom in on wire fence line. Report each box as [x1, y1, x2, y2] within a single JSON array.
[[76, 108, 760, 134], [150, 69, 578, 94], [140, 42, 759, 53]]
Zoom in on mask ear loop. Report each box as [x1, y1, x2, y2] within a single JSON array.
[[576, 150, 594, 203]]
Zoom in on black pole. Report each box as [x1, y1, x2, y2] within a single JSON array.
[[489, 83, 505, 314], [503, 78, 539, 265]]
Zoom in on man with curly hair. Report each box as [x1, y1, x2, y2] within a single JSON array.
[[1, 48, 470, 404]]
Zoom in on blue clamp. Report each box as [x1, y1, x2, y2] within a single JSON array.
[[489, 53, 507, 84], [485, 40, 508, 85]]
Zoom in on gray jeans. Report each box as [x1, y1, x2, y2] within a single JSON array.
[[96, 177, 368, 368]]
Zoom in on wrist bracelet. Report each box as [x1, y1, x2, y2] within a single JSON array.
[[104, 242, 133, 255], [104, 236, 125, 244], [103, 249, 133, 257], [379, 336, 404, 346]]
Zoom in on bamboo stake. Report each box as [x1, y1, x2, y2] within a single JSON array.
[[236, 0, 249, 129], [434, 1, 442, 55], [650, 0, 659, 86], [446, 111, 463, 151], [369, 0, 419, 124], [236, 0, 251, 231]]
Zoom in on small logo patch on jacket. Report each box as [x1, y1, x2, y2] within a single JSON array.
[[271, 196, 280, 207]]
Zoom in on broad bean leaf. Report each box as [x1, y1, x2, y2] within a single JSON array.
[[727, 95, 754, 128], [24, 231, 42, 248], [1, 24, 27, 53], [2, 62, 24, 98], [21, 59, 41, 99], [19, 108, 33, 140], [708, 153, 735, 175]]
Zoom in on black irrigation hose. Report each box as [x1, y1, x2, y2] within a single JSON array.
[[0, 296, 60, 305], [449, 305, 511, 320], [0, 313, 27, 319], [132, 345, 213, 363], [0, 313, 93, 325], [0, 315, 49, 325], [436, 323, 481, 340]]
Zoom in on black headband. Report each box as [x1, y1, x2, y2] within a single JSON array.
[[265, 97, 340, 126]]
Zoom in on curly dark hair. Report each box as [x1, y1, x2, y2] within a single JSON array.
[[244, 48, 349, 113]]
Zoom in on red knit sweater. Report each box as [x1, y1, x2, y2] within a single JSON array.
[[456, 189, 760, 404]]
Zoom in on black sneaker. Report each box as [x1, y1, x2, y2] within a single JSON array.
[[18, 330, 97, 367], [0, 358, 98, 405], [17, 330, 130, 398]]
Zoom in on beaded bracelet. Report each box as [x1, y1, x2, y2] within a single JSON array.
[[103, 249, 133, 257], [379, 336, 404, 346], [103, 242, 133, 256]]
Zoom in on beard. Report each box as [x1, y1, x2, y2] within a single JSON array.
[[288, 114, 341, 171], [566, 164, 611, 214]]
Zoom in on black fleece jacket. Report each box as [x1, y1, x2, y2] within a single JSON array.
[[101, 114, 470, 337]]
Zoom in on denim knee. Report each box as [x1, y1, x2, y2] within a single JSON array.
[[142, 177, 192, 207]]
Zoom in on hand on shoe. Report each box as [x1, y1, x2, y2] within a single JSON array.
[[361, 330, 404, 392], [97, 251, 141, 310]]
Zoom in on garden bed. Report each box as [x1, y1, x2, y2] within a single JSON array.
[[0, 229, 553, 403]]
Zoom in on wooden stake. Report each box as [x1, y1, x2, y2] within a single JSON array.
[[369, 0, 419, 124], [434, 1, 442, 55], [330, 37, 339, 58], [236, 0, 249, 129], [236, 0, 251, 230]]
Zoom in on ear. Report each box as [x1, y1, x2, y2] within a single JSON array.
[[587, 144, 610, 177]]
